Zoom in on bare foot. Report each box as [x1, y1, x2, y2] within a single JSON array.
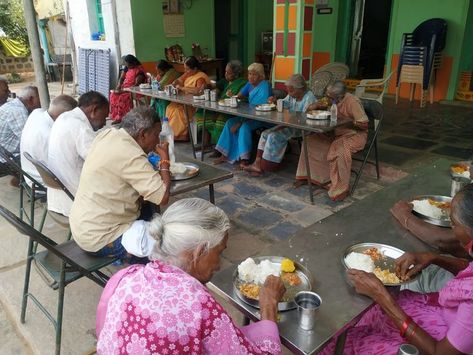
[[330, 190, 349, 202], [243, 164, 263, 174], [213, 156, 227, 165], [293, 180, 307, 188], [237, 161, 250, 170]]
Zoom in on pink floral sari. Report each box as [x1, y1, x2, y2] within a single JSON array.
[[319, 262, 473, 354], [96, 261, 282, 354]]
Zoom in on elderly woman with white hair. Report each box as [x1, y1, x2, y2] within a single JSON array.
[[214, 63, 272, 167], [96, 198, 286, 354], [295, 81, 368, 201], [244, 74, 316, 176]]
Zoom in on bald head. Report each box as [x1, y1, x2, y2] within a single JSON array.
[[0, 78, 9, 106], [18, 85, 41, 113], [48, 95, 78, 120]]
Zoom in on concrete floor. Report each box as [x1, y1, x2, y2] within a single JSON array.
[[1, 80, 472, 354]]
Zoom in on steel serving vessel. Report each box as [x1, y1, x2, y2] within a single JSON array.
[[169, 162, 200, 181], [342, 243, 418, 287], [233, 256, 313, 311], [411, 195, 451, 227]]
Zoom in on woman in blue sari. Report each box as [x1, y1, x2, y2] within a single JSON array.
[[214, 63, 272, 167]]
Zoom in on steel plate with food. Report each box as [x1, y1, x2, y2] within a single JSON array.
[[233, 256, 313, 311], [255, 103, 276, 112], [169, 162, 200, 181], [306, 110, 331, 120], [450, 161, 471, 179], [411, 195, 451, 227], [342, 243, 415, 286]]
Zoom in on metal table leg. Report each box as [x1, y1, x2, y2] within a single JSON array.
[[209, 184, 215, 204], [201, 108, 207, 161], [184, 105, 196, 159], [301, 130, 314, 204]]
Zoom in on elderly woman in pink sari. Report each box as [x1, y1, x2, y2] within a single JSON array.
[[96, 198, 286, 354], [320, 183, 473, 355]]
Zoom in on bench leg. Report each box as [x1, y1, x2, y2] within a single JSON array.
[[20, 239, 35, 323], [184, 105, 196, 159], [201, 109, 207, 161]]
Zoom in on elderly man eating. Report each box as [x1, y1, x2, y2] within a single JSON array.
[[0, 85, 41, 185], [295, 81, 368, 201], [47, 91, 108, 216], [70, 107, 171, 262], [20, 95, 78, 187]]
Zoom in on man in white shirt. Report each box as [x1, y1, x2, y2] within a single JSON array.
[[20, 95, 78, 187], [48, 91, 109, 216], [0, 86, 40, 185]]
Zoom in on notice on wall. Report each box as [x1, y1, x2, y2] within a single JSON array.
[[163, 14, 185, 38]]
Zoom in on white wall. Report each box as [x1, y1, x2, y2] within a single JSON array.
[[66, 0, 135, 88], [115, 0, 135, 56]]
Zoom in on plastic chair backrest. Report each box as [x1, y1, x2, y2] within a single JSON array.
[[23, 152, 74, 201], [413, 18, 447, 53], [311, 70, 333, 98], [314, 62, 349, 81]]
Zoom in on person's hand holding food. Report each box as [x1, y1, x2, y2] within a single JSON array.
[[347, 269, 387, 301], [267, 96, 276, 104], [395, 252, 434, 281], [259, 275, 286, 322]]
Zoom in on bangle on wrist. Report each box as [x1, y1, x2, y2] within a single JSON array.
[[159, 159, 170, 167], [400, 316, 412, 338], [404, 216, 411, 230], [160, 168, 170, 172]]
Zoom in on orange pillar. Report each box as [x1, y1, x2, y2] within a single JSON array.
[[273, 0, 315, 91]]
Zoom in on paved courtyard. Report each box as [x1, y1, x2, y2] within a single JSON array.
[[1, 79, 472, 353]]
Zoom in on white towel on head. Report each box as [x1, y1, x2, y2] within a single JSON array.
[[121, 220, 156, 257]]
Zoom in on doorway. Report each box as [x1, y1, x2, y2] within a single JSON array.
[[349, 0, 392, 78], [214, 0, 243, 65]]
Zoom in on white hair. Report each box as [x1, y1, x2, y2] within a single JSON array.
[[285, 74, 307, 90], [248, 62, 265, 79], [17, 86, 38, 100], [148, 198, 230, 268]]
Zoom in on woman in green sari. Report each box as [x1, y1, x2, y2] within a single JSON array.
[[195, 60, 247, 147], [150, 60, 181, 119]]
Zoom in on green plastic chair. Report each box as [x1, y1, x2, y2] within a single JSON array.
[[0, 204, 118, 355]]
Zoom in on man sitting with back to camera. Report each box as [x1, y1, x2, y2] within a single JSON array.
[[70, 107, 171, 263], [47, 91, 109, 216]]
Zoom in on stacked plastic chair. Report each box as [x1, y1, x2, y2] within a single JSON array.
[[395, 19, 447, 107]]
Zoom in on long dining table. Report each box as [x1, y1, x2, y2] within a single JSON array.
[[208, 158, 454, 354], [125, 87, 352, 204]]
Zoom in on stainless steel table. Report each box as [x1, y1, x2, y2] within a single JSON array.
[[209, 158, 453, 354], [125, 87, 351, 204], [193, 100, 350, 204], [171, 156, 233, 203]]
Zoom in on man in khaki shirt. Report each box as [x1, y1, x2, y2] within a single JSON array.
[[70, 107, 171, 261]]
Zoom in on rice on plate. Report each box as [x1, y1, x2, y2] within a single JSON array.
[[344, 252, 375, 273], [238, 257, 280, 284], [412, 199, 444, 219]]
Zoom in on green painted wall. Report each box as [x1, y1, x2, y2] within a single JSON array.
[[130, 0, 215, 62], [313, 0, 339, 59], [385, 0, 470, 99], [244, 0, 273, 66], [459, 1, 473, 72]]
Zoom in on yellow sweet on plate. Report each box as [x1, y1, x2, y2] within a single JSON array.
[[281, 258, 296, 273]]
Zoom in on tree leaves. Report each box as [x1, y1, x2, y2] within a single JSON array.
[[0, 0, 29, 46]]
